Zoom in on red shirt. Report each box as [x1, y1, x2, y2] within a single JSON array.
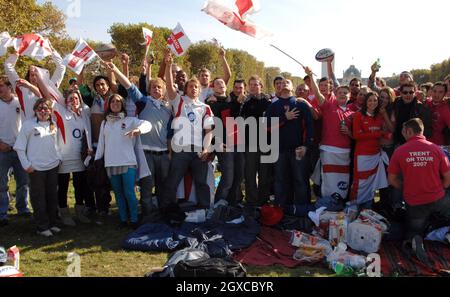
[[388, 135, 450, 206], [352, 112, 385, 155], [347, 102, 362, 113], [320, 98, 354, 149], [426, 100, 450, 145]]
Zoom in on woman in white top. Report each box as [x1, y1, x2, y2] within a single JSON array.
[[14, 98, 61, 237], [53, 90, 93, 226], [95, 94, 151, 229]]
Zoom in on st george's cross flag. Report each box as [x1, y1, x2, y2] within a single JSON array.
[[202, 0, 272, 39], [12, 33, 53, 60], [63, 38, 98, 75], [167, 23, 192, 57]]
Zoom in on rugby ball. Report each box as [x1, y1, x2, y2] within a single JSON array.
[[315, 48, 335, 62], [95, 43, 117, 60]]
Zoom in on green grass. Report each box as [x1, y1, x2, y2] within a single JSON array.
[[2, 177, 332, 277]]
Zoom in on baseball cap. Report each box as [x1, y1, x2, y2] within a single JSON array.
[[69, 77, 77, 85]]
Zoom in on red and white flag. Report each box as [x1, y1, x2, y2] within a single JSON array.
[[0, 32, 13, 56], [167, 23, 192, 57], [202, 0, 272, 39], [142, 27, 153, 47], [63, 38, 98, 75], [12, 33, 53, 60], [141, 27, 153, 56]]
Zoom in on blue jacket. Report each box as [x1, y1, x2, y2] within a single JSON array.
[[266, 96, 314, 152]]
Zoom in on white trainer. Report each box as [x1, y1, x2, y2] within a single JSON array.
[[37, 229, 53, 237]]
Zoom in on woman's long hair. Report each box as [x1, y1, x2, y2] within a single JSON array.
[[104, 93, 127, 119], [360, 92, 381, 117]]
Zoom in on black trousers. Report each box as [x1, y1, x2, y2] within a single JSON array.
[[29, 167, 59, 231], [58, 171, 94, 208], [406, 194, 450, 240]]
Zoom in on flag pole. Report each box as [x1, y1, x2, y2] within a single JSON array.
[[269, 44, 316, 76]]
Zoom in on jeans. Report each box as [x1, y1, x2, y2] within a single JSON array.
[[406, 195, 450, 240], [160, 152, 210, 208], [0, 151, 30, 219], [274, 150, 310, 207], [29, 166, 59, 231], [244, 152, 272, 206], [139, 152, 170, 207], [109, 168, 139, 223], [227, 152, 245, 205]]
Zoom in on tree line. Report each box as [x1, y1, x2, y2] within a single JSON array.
[[1, 0, 448, 93]]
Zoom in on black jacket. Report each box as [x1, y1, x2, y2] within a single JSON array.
[[393, 97, 432, 145]]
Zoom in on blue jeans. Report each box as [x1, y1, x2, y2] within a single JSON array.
[[0, 151, 30, 219], [274, 150, 310, 207], [109, 168, 138, 223]]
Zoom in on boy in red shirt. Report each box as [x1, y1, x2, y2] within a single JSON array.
[[388, 118, 450, 265]]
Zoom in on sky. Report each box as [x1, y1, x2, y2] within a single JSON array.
[[39, 0, 450, 79]]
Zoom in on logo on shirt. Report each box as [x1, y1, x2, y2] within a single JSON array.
[[72, 129, 82, 139], [121, 123, 126, 130], [187, 112, 196, 123], [33, 128, 41, 137], [16, 107, 20, 114], [337, 181, 348, 191]]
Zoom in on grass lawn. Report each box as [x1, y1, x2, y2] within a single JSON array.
[[2, 177, 332, 277]]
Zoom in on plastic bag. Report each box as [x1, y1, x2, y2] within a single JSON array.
[[290, 231, 332, 263]]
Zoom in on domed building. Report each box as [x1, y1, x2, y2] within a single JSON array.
[[340, 65, 367, 86]]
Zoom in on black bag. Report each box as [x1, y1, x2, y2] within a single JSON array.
[[173, 258, 247, 277]]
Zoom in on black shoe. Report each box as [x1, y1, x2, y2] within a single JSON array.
[[0, 219, 8, 227], [412, 235, 434, 267], [17, 211, 32, 218], [117, 222, 128, 230], [130, 222, 140, 230]]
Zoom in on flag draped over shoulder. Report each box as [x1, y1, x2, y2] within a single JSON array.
[[202, 0, 272, 39], [167, 23, 192, 57], [35, 67, 64, 106], [63, 38, 98, 75], [12, 33, 53, 60]]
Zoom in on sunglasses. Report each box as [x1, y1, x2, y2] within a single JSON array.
[[402, 91, 415, 95]]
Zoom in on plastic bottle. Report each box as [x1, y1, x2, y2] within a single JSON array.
[[330, 260, 354, 276]]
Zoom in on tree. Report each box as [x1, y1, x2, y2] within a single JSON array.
[[108, 23, 190, 79], [0, 0, 66, 37]]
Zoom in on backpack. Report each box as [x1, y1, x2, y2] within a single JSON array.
[[173, 258, 247, 277], [147, 248, 210, 277]]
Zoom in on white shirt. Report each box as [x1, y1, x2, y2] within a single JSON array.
[[95, 117, 152, 168], [14, 119, 61, 171], [170, 95, 214, 149], [53, 103, 91, 163], [0, 96, 23, 146]]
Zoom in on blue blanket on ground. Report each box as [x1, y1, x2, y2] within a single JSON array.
[[122, 217, 261, 252]]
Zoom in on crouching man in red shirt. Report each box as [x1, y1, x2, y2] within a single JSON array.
[[388, 118, 450, 265]]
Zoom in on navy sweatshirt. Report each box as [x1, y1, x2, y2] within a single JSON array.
[[265, 96, 314, 152]]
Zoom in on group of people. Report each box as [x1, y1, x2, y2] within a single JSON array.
[[1, 43, 450, 261]]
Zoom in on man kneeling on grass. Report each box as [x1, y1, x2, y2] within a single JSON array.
[[388, 118, 450, 266]]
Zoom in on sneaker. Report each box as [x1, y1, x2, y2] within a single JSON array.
[[50, 226, 62, 234], [37, 229, 53, 237], [0, 219, 8, 227]]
